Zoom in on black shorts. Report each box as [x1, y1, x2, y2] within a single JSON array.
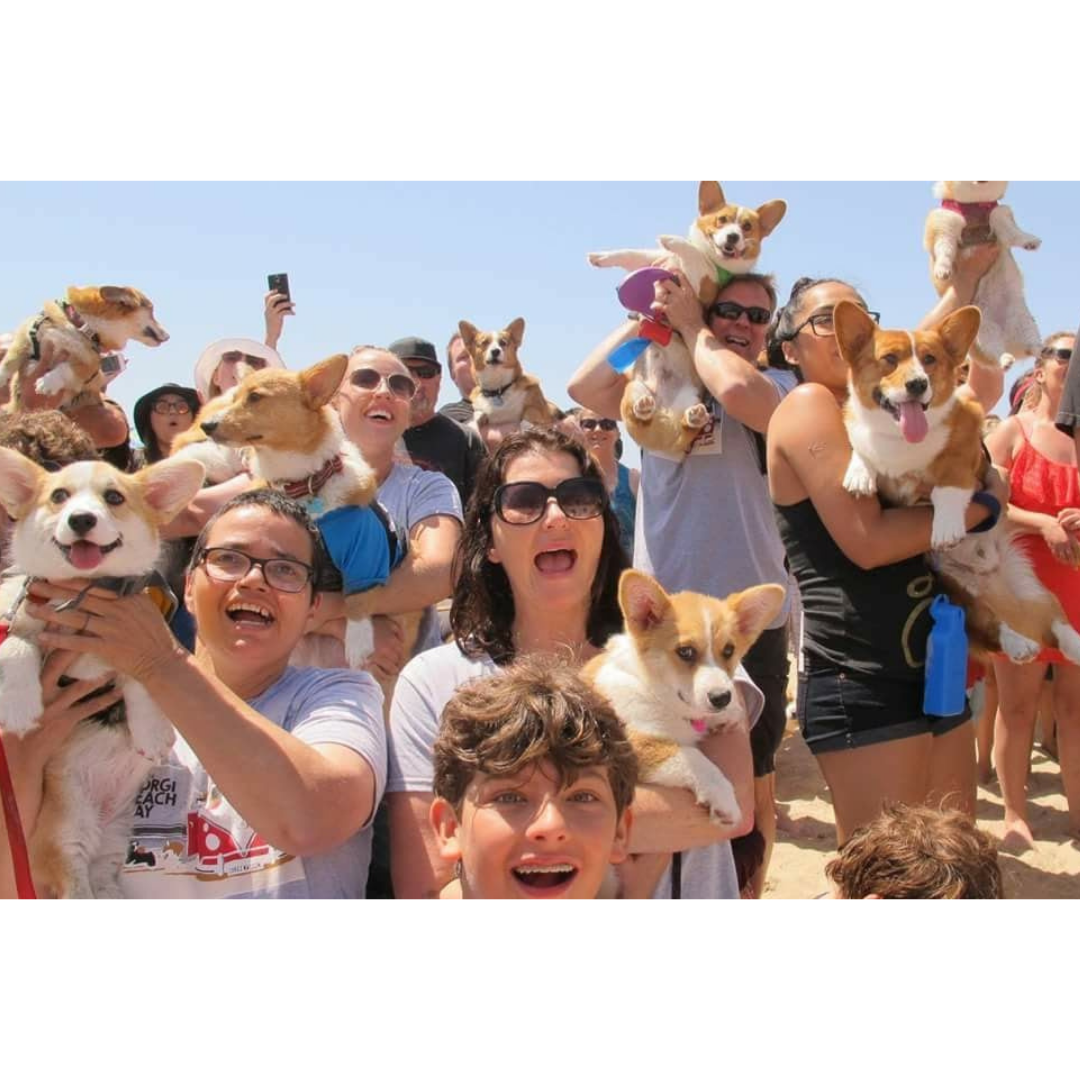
[[798, 661, 970, 757], [742, 626, 790, 779]]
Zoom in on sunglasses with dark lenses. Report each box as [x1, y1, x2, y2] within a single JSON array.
[[494, 477, 607, 526], [1043, 347, 1073, 364], [152, 400, 192, 416], [406, 362, 441, 382], [199, 548, 314, 594], [349, 368, 417, 400], [219, 352, 268, 367], [708, 301, 773, 326], [579, 418, 618, 433]]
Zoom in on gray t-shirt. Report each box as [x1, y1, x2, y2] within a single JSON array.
[[635, 370, 798, 631], [387, 643, 764, 900], [379, 462, 463, 655], [120, 667, 386, 899]]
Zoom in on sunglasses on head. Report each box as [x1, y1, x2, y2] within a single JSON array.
[[708, 301, 773, 326], [406, 362, 441, 382], [349, 368, 417, 400], [494, 477, 607, 526], [1043, 347, 1073, 364], [579, 418, 618, 433]]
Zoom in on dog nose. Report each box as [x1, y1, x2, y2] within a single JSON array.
[[906, 377, 929, 397], [201, 420, 219, 435], [708, 690, 732, 712], [68, 512, 97, 536]]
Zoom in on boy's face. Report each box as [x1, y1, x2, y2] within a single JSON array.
[[431, 761, 632, 900]]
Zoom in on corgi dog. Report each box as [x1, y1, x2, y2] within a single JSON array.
[[589, 182, 786, 459], [584, 571, 785, 826], [0, 286, 169, 411], [198, 355, 418, 673], [0, 451, 205, 898], [170, 391, 250, 485], [588, 181, 787, 308], [836, 301, 1080, 665], [925, 182, 1042, 365], [457, 319, 557, 435]]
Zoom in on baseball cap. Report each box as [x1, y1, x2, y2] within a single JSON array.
[[194, 338, 284, 402], [388, 337, 440, 368]]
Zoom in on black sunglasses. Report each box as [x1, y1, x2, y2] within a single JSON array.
[[349, 368, 417, 400], [1043, 347, 1073, 364], [580, 418, 618, 433], [708, 301, 773, 326], [494, 477, 607, 526], [406, 362, 441, 381]]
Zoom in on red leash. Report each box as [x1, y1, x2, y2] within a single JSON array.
[[0, 621, 37, 899]]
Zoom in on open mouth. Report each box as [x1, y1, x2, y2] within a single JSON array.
[[367, 409, 393, 423], [535, 549, 577, 574], [226, 602, 276, 627], [875, 391, 930, 444], [512, 864, 579, 894], [724, 334, 751, 349], [54, 537, 121, 572]]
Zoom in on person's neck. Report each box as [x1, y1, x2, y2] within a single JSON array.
[[594, 450, 618, 489], [354, 439, 396, 484], [194, 645, 287, 701], [1035, 395, 1061, 424], [513, 606, 596, 662]]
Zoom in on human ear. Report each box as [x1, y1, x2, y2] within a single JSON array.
[[608, 807, 633, 867], [430, 798, 464, 865]]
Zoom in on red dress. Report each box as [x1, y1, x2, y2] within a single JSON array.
[[1008, 425, 1080, 663]]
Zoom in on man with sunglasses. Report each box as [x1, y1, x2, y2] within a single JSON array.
[[571, 272, 797, 900], [389, 337, 486, 511]]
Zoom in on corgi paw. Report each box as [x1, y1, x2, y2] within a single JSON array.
[[34, 369, 69, 397], [587, 252, 612, 268], [131, 725, 175, 766], [632, 394, 656, 422], [842, 455, 877, 497], [1052, 621, 1080, 666], [0, 684, 45, 736], [1020, 235, 1042, 252], [934, 261, 955, 283], [931, 518, 967, 552], [684, 403, 709, 430], [1000, 353, 1017, 371], [1000, 625, 1041, 664], [345, 617, 375, 670]]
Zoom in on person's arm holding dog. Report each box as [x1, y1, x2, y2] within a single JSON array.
[[568, 322, 638, 421]]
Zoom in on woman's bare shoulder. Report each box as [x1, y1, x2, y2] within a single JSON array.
[[772, 382, 844, 433]]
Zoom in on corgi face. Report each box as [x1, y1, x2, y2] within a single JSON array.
[[458, 319, 526, 387], [934, 181, 1009, 204], [65, 285, 169, 350], [201, 355, 348, 457], [0, 451, 204, 579], [835, 301, 981, 445], [618, 571, 785, 740], [694, 181, 786, 268]]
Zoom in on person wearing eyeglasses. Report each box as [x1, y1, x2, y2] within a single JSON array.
[[766, 249, 1007, 853], [985, 331, 1080, 848], [571, 272, 796, 899], [575, 408, 639, 560], [132, 384, 201, 466], [388, 336, 486, 512], [387, 427, 762, 900], [11, 489, 386, 899]]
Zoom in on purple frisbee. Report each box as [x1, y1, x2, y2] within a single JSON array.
[[617, 267, 678, 317]]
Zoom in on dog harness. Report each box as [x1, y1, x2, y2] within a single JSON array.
[[940, 199, 999, 248]]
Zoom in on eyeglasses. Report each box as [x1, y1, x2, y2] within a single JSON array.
[[1042, 347, 1073, 364], [198, 548, 314, 594], [494, 477, 607, 526], [405, 362, 441, 382], [349, 368, 417, 400], [579, 418, 618, 433], [790, 309, 881, 339], [152, 400, 192, 416], [708, 301, 773, 326], [219, 352, 268, 367]]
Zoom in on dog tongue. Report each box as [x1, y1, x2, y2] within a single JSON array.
[[898, 402, 929, 444], [69, 541, 104, 571]]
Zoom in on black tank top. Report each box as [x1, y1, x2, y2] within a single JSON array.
[[775, 499, 935, 682]]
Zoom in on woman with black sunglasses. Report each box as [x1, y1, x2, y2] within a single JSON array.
[[575, 408, 639, 559], [766, 248, 1007, 851], [386, 428, 760, 899], [985, 331, 1080, 847]]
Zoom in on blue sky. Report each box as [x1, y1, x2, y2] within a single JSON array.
[[2, 182, 1076, 448]]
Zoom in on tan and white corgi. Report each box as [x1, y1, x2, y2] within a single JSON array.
[[0, 451, 205, 898], [199, 355, 420, 674], [584, 570, 785, 826], [589, 181, 787, 307], [0, 286, 169, 411], [925, 182, 1042, 364], [458, 319, 557, 435], [836, 301, 1080, 665]]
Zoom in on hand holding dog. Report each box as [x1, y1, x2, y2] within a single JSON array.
[[651, 272, 706, 341], [951, 242, 1002, 304], [1058, 508, 1080, 534], [364, 615, 407, 683], [1041, 519, 1080, 567]]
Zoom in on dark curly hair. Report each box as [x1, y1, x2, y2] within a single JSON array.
[[765, 276, 869, 374], [0, 409, 97, 469], [451, 428, 628, 665]]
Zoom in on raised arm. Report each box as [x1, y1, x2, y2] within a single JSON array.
[[568, 321, 636, 420]]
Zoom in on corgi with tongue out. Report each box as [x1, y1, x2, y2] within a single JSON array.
[[837, 301, 986, 551]]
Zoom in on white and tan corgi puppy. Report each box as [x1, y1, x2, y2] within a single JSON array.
[[199, 355, 418, 674], [458, 319, 558, 435], [589, 181, 787, 307], [0, 286, 169, 411], [584, 570, 785, 826], [0, 451, 205, 898], [835, 301, 1080, 666], [925, 182, 1042, 364]]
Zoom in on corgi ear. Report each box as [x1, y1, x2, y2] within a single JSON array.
[[134, 458, 206, 524], [619, 570, 673, 632], [833, 301, 879, 367], [458, 321, 478, 351], [301, 354, 349, 409], [699, 181, 726, 216], [935, 306, 982, 362], [506, 318, 526, 348], [731, 584, 786, 646], [98, 286, 143, 309], [756, 200, 787, 238], [0, 447, 45, 520]]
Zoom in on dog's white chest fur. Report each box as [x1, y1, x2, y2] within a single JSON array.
[[473, 382, 530, 427]]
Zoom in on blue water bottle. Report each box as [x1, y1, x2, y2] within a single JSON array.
[[923, 596, 969, 718]]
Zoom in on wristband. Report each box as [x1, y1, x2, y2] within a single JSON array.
[[969, 491, 1001, 534]]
